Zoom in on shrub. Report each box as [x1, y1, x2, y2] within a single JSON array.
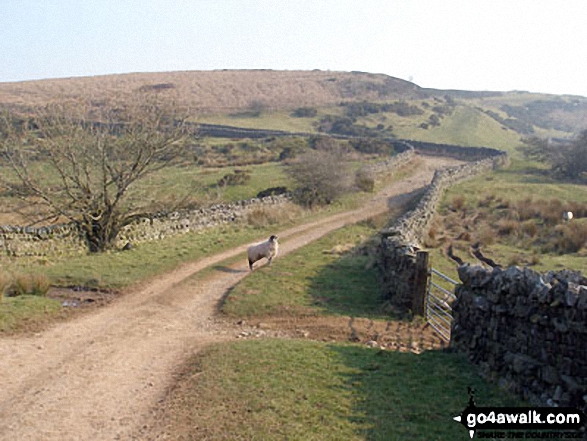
[[567, 201, 587, 218], [476, 226, 495, 246], [496, 219, 520, 236], [521, 219, 539, 238], [350, 139, 393, 155], [217, 169, 251, 187], [529, 252, 541, 266], [449, 195, 466, 211], [552, 222, 587, 254], [291, 107, 318, 118], [287, 150, 352, 208], [355, 168, 376, 193], [543, 199, 564, 224], [256, 187, 288, 199], [515, 198, 538, 221], [477, 193, 496, 208]]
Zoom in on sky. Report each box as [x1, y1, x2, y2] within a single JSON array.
[[1, 0, 586, 97]]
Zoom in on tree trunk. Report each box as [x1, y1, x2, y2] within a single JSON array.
[[81, 214, 120, 253]]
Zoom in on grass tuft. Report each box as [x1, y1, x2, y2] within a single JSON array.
[[4, 274, 51, 298]]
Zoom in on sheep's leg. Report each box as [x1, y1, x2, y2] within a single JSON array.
[[249, 259, 254, 271], [267, 256, 273, 266]]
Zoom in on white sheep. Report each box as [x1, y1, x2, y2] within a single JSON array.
[[247, 235, 279, 271], [563, 211, 574, 222]]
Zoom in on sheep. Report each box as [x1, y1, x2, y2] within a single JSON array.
[[563, 211, 574, 222], [247, 235, 279, 271]]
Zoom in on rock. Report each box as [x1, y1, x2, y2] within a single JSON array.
[[541, 365, 560, 385], [552, 317, 568, 333], [472, 294, 490, 312], [577, 286, 587, 310], [566, 283, 580, 307], [512, 354, 538, 374]]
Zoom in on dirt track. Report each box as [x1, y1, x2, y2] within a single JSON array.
[[0, 156, 458, 441]]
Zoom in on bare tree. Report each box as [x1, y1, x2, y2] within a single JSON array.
[[287, 148, 352, 208], [0, 96, 194, 252]]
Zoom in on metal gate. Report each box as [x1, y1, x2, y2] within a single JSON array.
[[426, 268, 458, 342]]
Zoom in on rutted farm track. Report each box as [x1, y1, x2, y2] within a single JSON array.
[[0, 156, 458, 441]]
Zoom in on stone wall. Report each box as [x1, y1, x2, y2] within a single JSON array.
[[0, 224, 87, 258], [452, 264, 587, 413], [377, 148, 507, 309], [0, 195, 289, 257], [397, 139, 506, 161], [0, 143, 418, 258], [358, 144, 415, 177]]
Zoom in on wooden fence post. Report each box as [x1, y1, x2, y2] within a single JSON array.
[[412, 251, 430, 316]]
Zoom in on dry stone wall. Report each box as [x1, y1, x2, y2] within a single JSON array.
[[0, 143, 417, 258], [377, 142, 507, 310], [357, 143, 415, 178], [0, 195, 288, 257], [452, 264, 587, 414]]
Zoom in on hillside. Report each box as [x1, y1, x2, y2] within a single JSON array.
[[0, 70, 425, 114], [0, 69, 585, 144]]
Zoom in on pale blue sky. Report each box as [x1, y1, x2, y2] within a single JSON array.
[[1, 0, 586, 96]]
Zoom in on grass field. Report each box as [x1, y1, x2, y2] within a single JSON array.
[[159, 338, 522, 441], [196, 101, 524, 153], [425, 157, 587, 278], [222, 221, 384, 320], [398, 106, 521, 153]]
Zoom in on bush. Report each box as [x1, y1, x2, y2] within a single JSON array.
[[355, 168, 376, 193], [477, 193, 496, 208], [449, 195, 466, 211], [514, 198, 538, 221], [316, 115, 390, 138], [291, 107, 318, 118], [521, 219, 539, 238], [217, 169, 251, 187], [496, 219, 520, 236], [350, 139, 393, 155], [476, 226, 495, 246], [288, 150, 352, 207], [552, 222, 587, 253], [256, 187, 288, 198]]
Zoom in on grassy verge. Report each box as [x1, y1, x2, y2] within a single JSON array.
[[159, 339, 522, 441], [0, 295, 62, 333], [222, 220, 387, 320]]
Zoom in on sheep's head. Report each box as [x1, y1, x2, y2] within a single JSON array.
[[269, 235, 278, 243]]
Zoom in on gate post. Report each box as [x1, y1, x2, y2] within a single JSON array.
[[412, 251, 430, 316]]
